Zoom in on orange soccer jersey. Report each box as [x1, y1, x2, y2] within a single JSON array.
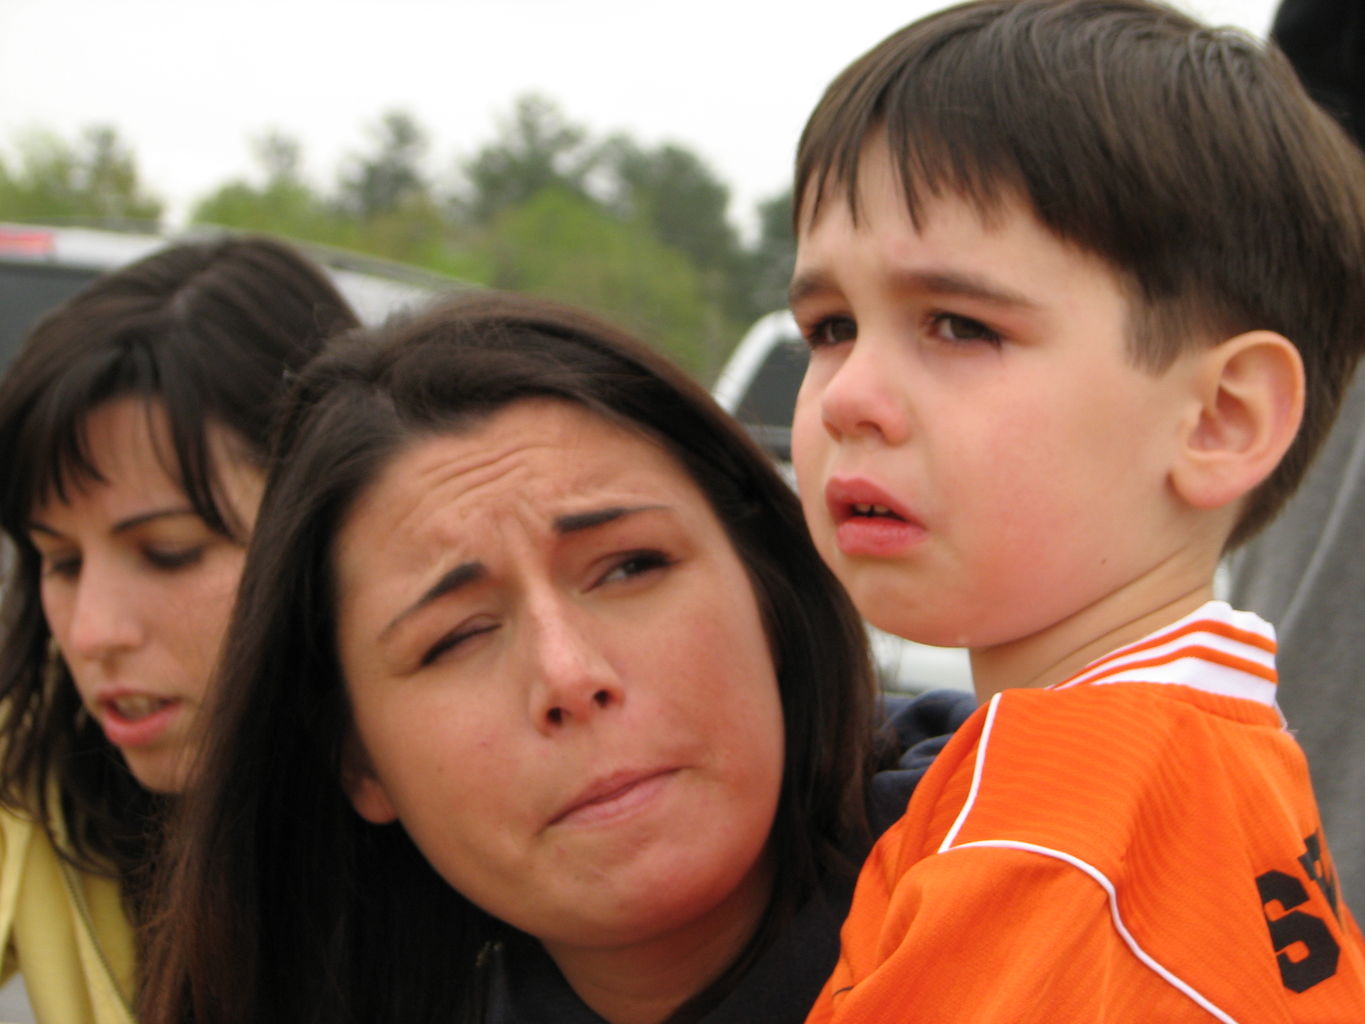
[[807, 602, 1365, 1023]]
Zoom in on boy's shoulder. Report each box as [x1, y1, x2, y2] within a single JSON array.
[[824, 666, 1365, 1022], [898, 603, 1294, 869], [904, 680, 1282, 873], [829, 603, 1365, 1021]]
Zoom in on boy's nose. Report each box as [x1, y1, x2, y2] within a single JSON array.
[[526, 602, 624, 734], [819, 338, 912, 445]]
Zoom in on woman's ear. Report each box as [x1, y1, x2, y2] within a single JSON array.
[[341, 733, 399, 824], [1170, 330, 1304, 510]]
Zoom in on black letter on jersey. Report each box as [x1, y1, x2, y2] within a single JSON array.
[[1298, 830, 1341, 920], [1258, 869, 1340, 992]]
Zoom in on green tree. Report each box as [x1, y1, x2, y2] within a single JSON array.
[[602, 138, 737, 276], [599, 136, 754, 322], [0, 125, 162, 225], [338, 110, 432, 221], [457, 95, 595, 224], [743, 188, 796, 318], [478, 186, 715, 374], [192, 129, 354, 247]]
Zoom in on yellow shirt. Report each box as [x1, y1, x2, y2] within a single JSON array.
[[0, 794, 136, 1024]]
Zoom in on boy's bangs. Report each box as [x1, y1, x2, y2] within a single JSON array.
[[795, 2, 1033, 233], [795, 0, 1268, 289]]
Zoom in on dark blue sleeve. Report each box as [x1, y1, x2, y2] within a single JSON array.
[[867, 688, 977, 837]]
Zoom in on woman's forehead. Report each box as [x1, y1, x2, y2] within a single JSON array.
[[344, 401, 691, 543]]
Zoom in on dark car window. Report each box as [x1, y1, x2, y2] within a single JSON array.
[[732, 337, 807, 462], [0, 262, 100, 369], [733, 335, 807, 427]]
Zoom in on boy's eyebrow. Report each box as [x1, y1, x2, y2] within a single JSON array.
[[788, 271, 836, 308], [789, 267, 1041, 312], [899, 269, 1041, 311]]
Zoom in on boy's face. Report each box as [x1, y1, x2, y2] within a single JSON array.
[[790, 142, 1201, 663]]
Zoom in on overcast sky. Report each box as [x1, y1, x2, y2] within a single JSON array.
[[1, 0, 1280, 232]]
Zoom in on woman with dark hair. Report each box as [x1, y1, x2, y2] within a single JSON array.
[[140, 291, 973, 1024], [0, 234, 359, 1023]]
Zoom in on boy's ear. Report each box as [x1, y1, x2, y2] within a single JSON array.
[[1169, 330, 1304, 510], [340, 733, 399, 825]]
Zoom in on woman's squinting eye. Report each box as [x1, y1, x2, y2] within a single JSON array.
[[420, 621, 500, 667], [802, 315, 856, 349], [930, 312, 1003, 345]]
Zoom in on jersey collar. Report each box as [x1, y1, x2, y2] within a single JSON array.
[[1051, 601, 1278, 707]]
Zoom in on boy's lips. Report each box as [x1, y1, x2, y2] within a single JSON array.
[[824, 477, 926, 556]]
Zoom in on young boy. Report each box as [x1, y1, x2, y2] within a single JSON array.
[[788, 1, 1365, 1020]]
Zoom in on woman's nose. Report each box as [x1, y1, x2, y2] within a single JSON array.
[[63, 571, 144, 662], [527, 603, 624, 734]]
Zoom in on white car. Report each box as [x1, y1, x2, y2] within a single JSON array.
[[0, 222, 455, 368], [713, 310, 973, 695]]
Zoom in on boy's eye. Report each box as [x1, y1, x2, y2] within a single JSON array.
[[803, 316, 857, 348], [929, 313, 1002, 345]]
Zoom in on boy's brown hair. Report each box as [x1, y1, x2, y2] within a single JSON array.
[[795, 0, 1365, 547]]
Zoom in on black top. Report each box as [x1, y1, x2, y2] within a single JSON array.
[[1272, 0, 1365, 146], [483, 688, 977, 1023]]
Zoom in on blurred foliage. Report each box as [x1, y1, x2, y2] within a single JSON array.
[[0, 125, 162, 225], [745, 189, 796, 316], [194, 130, 356, 248], [339, 111, 431, 221], [458, 95, 596, 224], [0, 98, 798, 379], [480, 186, 714, 374]]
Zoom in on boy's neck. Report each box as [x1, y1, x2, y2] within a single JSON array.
[[968, 580, 1219, 702]]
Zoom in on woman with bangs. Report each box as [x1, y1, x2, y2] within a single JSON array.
[[0, 235, 358, 1023]]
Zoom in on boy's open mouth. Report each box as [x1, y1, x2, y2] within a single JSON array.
[[851, 503, 906, 520]]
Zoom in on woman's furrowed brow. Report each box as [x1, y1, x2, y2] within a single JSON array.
[[553, 504, 668, 536], [378, 505, 672, 641]]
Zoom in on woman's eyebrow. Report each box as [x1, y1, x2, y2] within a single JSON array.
[[553, 504, 667, 535], [382, 561, 487, 641], [27, 506, 196, 538]]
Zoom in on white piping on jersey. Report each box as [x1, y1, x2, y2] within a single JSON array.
[[947, 838, 1241, 1023], [939, 690, 1241, 1022], [940, 693, 1002, 851], [1052, 601, 1278, 708]]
